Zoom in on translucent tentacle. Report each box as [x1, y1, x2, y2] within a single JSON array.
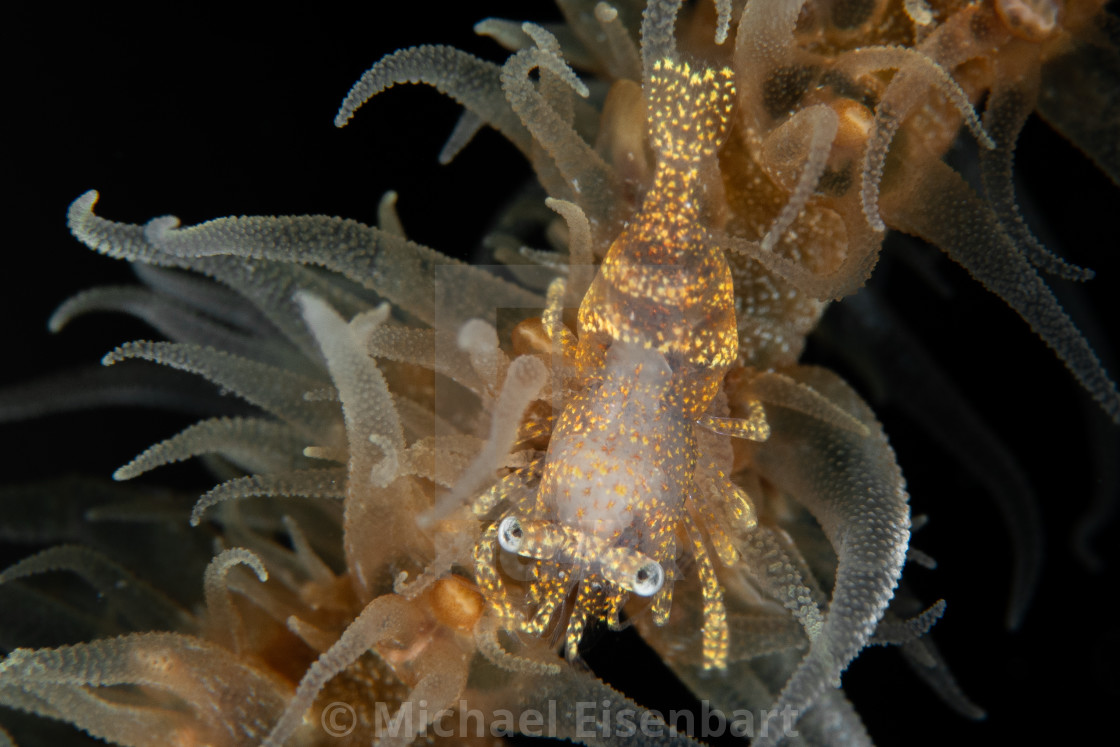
[[899, 634, 986, 720], [69, 194, 368, 365], [760, 105, 839, 253], [189, 469, 347, 526], [883, 160, 1120, 422], [500, 25, 619, 218], [335, 45, 532, 155], [102, 341, 335, 435], [0, 633, 290, 744], [1072, 398, 1120, 571], [474, 16, 533, 49], [981, 51, 1095, 281], [366, 325, 485, 397], [0, 546, 193, 633], [545, 197, 595, 304], [67, 191, 172, 264], [0, 681, 190, 745], [427, 354, 548, 523], [458, 319, 511, 396], [870, 599, 946, 645], [201, 257, 375, 367], [202, 548, 268, 653], [50, 287, 298, 368], [737, 526, 826, 641], [591, 2, 643, 80], [375, 190, 405, 237], [732, 0, 810, 130], [383, 636, 470, 747], [835, 45, 995, 232], [712, 0, 732, 44], [0, 582, 107, 653], [750, 367, 910, 745], [906, 545, 937, 569], [114, 417, 311, 480], [70, 200, 350, 365], [796, 688, 875, 747], [296, 293, 404, 487], [0, 364, 256, 423], [140, 210, 542, 328], [720, 229, 874, 303], [749, 371, 870, 437], [131, 264, 275, 336], [817, 290, 1044, 626], [728, 611, 809, 661], [280, 515, 335, 586], [399, 436, 476, 488], [436, 109, 482, 164], [261, 594, 421, 747], [475, 614, 562, 674]]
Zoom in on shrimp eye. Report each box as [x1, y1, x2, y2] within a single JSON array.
[[631, 560, 665, 596], [498, 516, 525, 553]]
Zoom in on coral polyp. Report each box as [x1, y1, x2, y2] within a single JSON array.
[[3, 2, 1118, 746]]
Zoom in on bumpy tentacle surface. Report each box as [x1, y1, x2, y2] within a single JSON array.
[[750, 368, 910, 744]]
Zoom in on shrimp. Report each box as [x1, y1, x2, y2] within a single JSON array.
[[462, 52, 770, 672]]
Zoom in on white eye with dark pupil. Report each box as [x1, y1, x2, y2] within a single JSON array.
[[498, 517, 524, 553], [631, 560, 664, 596]]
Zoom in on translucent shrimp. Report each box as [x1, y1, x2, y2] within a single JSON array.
[[467, 53, 763, 672]]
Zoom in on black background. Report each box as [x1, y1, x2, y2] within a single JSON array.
[[5, 2, 1118, 745]]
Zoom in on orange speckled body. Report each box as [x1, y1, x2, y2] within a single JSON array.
[[577, 62, 739, 414], [472, 58, 753, 670]]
